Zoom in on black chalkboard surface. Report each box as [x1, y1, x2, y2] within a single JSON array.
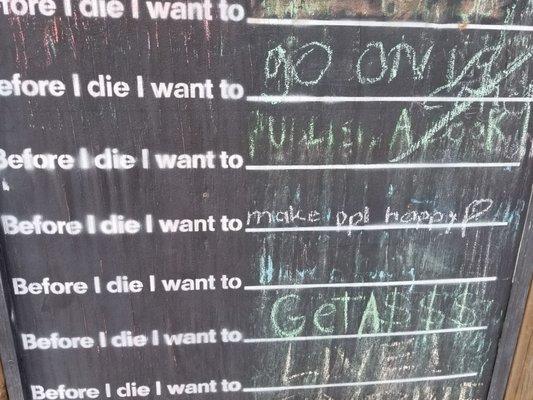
[[0, 1, 532, 400]]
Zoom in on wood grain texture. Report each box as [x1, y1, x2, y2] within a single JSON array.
[[489, 190, 533, 400], [0, 241, 24, 400], [0, 1, 532, 400], [505, 284, 533, 400], [0, 361, 6, 400]]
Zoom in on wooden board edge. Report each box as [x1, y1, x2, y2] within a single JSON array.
[[1, 359, 8, 400], [0, 242, 25, 400], [504, 283, 533, 399], [488, 188, 533, 400]]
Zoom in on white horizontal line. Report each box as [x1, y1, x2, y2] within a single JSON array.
[[243, 276, 497, 291], [245, 162, 520, 171], [246, 95, 533, 103], [242, 372, 478, 393], [246, 18, 533, 32], [245, 221, 507, 233], [243, 326, 488, 343]]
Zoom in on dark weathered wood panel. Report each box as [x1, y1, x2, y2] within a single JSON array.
[[0, 1, 531, 400]]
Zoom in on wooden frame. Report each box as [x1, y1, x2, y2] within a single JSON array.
[[1, 360, 9, 400], [0, 243, 24, 400], [505, 283, 533, 399], [488, 190, 533, 400]]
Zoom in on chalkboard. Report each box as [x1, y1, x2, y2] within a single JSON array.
[[0, 1, 532, 400]]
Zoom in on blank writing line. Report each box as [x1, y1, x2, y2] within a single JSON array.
[[243, 326, 488, 343], [246, 18, 533, 32], [245, 221, 507, 233], [246, 95, 533, 103], [245, 162, 520, 171], [242, 373, 478, 393], [243, 276, 497, 291]]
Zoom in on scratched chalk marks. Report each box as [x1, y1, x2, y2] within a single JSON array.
[[253, 0, 509, 22], [0, 0, 531, 399], [244, 2, 533, 400]]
